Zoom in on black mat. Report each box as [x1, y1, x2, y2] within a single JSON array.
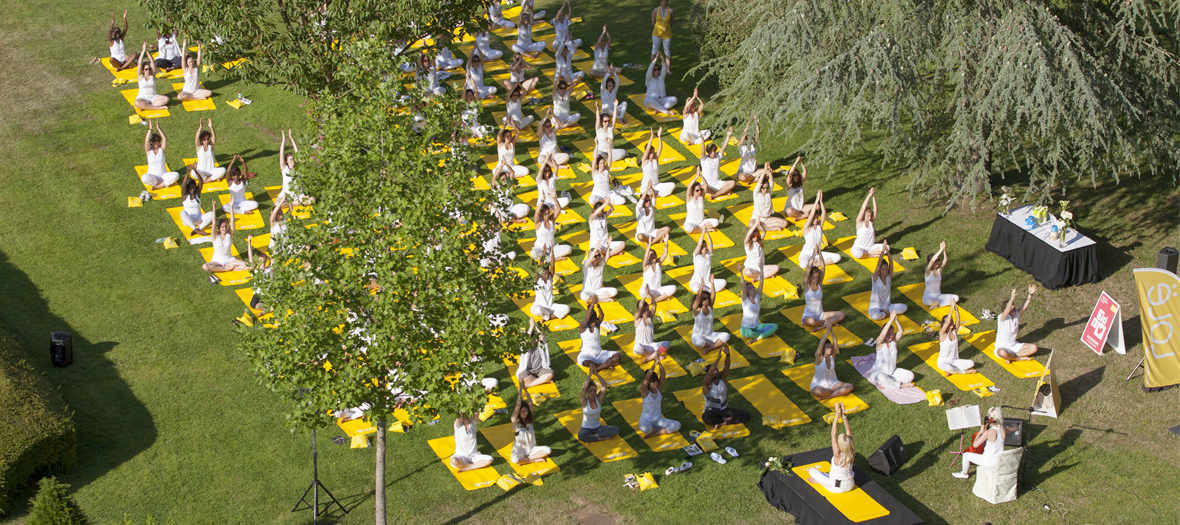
[[758, 448, 924, 525], [985, 213, 1099, 290]]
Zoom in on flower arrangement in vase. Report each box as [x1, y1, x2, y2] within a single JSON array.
[[998, 186, 1013, 215], [1058, 200, 1073, 247]]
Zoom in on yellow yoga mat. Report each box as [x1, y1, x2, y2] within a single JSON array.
[[571, 139, 632, 172], [790, 462, 891, 522], [170, 84, 216, 111], [510, 295, 580, 331], [841, 291, 922, 335], [614, 173, 685, 209], [553, 408, 638, 462], [471, 175, 491, 190], [517, 49, 556, 66], [121, 88, 169, 119], [786, 216, 836, 231], [725, 201, 795, 241], [571, 290, 635, 325], [665, 213, 735, 248], [137, 165, 181, 199], [612, 398, 691, 451], [627, 93, 680, 122], [567, 182, 632, 218], [558, 339, 634, 387], [906, 341, 995, 390], [426, 437, 500, 491], [621, 131, 686, 164], [896, 283, 981, 325], [572, 60, 634, 85], [559, 231, 642, 268], [617, 273, 689, 314], [481, 155, 537, 187], [780, 306, 863, 347], [491, 25, 517, 38], [531, 106, 587, 135], [263, 186, 313, 218], [166, 206, 208, 241], [101, 58, 138, 80], [234, 288, 274, 325], [665, 266, 741, 308], [668, 127, 704, 158], [729, 374, 811, 427], [198, 246, 251, 286], [609, 333, 688, 378], [503, 357, 560, 398], [964, 331, 1047, 379], [717, 314, 797, 359], [781, 364, 870, 414], [671, 388, 750, 439], [216, 193, 264, 230], [673, 326, 750, 369], [479, 423, 560, 477], [719, 257, 796, 298], [527, 148, 576, 178], [777, 245, 853, 284], [832, 236, 905, 273]]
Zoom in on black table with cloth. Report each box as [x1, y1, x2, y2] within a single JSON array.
[[758, 448, 924, 525], [985, 205, 1099, 290]]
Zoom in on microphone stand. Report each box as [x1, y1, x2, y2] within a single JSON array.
[[292, 429, 347, 523]]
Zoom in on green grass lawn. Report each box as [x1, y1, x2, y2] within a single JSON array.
[[1, 0, 1178, 523]]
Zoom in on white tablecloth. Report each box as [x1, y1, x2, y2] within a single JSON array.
[[1000, 205, 1095, 252]]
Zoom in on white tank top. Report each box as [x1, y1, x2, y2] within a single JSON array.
[[517, 24, 534, 45], [497, 142, 516, 166], [539, 130, 557, 155], [691, 252, 711, 289], [476, 33, 493, 52], [997, 313, 1020, 349], [925, 270, 943, 297], [594, 127, 614, 156], [513, 423, 537, 457], [938, 335, 960, 363], [211, 233, 232, 259], [741, 293, 760, 329], [583, 261, 603, 291], [739, 144, 757, 173], [593, 46, 609, 70], [582, 400, 601, 429], [635, 318, 654, 346], [536, 176, 556, 207], [507, 98, 524, 120], [641, 159, 659, 191], [704, 380, 727, 410], [744, 241, 763, 270], [786, 186, 805, 212], [700, 156, 722, 187], [646, 66, 666, 98], [873, 341, 898, 376], [535, 221, 555, 250], [686, 196, 705, 224], [829, 456, 853, 482], [554, 18, 571, 43], [812, 356, 837, 389], [682, 112, 699, 135], [196, 145, 215, 172], [853, 221, 875, 252], [453, 420, 478, 458], [270, 222, 288, 249], [799, 226, 823, 263], [553, 90, 572, 118], [468, 64, 486, 89], [510, 66, 525, 84], [692, 309, 713, 337], [983, 431, 1004, 456], [636, 205, 655, 236], [869, 275, 891, 313], [137, 75, 157, 100], [182, 67, 200, 94], [643, 262, 662, 290], [228, 181, 247, 205], [753, 189, 773, 220], [534, 276, 554, 308], [281, 165, 296, 196], [640, 390, 662, 422], [803, 286, 824, 319], [182, 193, 202, 215], [591, 168, 611, 198], [146, 147, 167, 175], [110, 39, 126, 61], [601, 83, 619, 111], [580, 324, 602, 352], [589, 214, 608, 247]]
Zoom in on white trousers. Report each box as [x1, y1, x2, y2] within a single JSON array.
[[554, 112, 581, 126], [871, 367, 915, 390], [641, 284, 676, 299], [683, 219, 719, 233], [436, 57, 464, 70], [478, 46, 504, 60], [141, 171, 179, 188], [195, 167, 226, 181], [579, 286, 618, 302], [645, 94, 678, 112], [589, 192, 626, 206], [691, 331, 730, 348], [531, 243, 572, 260], [689, 278, 727, 294], [510, 115, 535, 129], [180, 210, 214, 230], [508, 203, 530, 219], [530, 302, 570, 319], [223, 200, 259, 214], [806, 467, 853, 494], [645, 181, 675, 198], [539, 152, 570, 165], [551, 38, 582, 53], [924, 293, 960, 307], [679, 128, 711, 144], [938, 358, 976, 375], [512, 41, 546, 55], [850, 243, 882, 258], [474, 84, 498, 99], [961, 452, 996, 474], [867, 303, 908, 320]]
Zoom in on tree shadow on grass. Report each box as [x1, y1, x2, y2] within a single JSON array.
[[1057, 366, 1105, 416], [1024, 427, 1083, 486], [0, 250, 156, 514], [1022, 316, 1088, 343], [877, 436, 955, 525]]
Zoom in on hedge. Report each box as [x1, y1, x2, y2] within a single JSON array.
[[0, 328, 76, 512]]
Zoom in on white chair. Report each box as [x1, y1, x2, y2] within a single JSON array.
[[972, 447, 1023, 504]]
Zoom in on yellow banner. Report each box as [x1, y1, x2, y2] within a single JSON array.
[[1134, 268, 1180, 387]]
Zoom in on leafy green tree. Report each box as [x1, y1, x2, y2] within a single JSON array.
[[690, 0, 1180, 207], [27, 476, 87, 525]]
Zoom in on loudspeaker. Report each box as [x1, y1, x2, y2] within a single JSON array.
[[867, 434, 908, 475], [1158, 247, 1178, 274], [50, 332, 73, 368]]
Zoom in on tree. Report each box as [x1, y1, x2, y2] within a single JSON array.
[[27, 476, 87, 525], [139, 3, 533, 524], [689, 0, 1180, 208]]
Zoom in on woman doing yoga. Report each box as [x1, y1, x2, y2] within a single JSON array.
[[638, 358, 680, 437], [923, 241, 960, 307], [800, 249, 846, 331], [811, 324, 854, 400], [510, 384, 552, 465], [192, 118, 226, 182], [578, 370, 619, 443], [141, 120, 179, 190], [937, 301, 977, 375], [177, 41, 212, 101], [806, 402, 856, 493], [134, 43, 169, 111], [105, 11, 139, 71]]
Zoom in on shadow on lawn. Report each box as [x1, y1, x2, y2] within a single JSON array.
[[881, 436, 954, 525], [0, 250, 156, 511]]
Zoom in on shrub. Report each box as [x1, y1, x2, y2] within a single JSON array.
[[0, 329, 76, 511], [27, 476, 86, 525]]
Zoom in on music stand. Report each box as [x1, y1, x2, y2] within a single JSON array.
[[292, 429, 347, 524], [945, 404, 981, 468]]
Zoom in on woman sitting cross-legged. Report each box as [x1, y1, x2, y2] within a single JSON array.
[[451, 413, 494, 472], [530, 248, 570, 321], [701, 345, 748, 431], [937, 300, 978, 375], [638, 357, 680, 437], [811, 323, 854, 400], [739, 260, 779, 341], [510, 384, 552, 465], [577, 370, 619, 443], [576, 296, 621, 371], [995, 285, 1040, 362], [870, 310, 915, 390], [690, 273, 730, 351], [867, 240, 907, 320], [806, 402, 856, 493], [850, 187, 884, 258], [580, 248, 618, 303], [202, 213, 249, 274], [141, 120, 179, 190], [632, 295, 671, 363], [222, 155, 258, 214], [177, 40, 212, 101], [516, 318, 555, 388], [800, 249, 846, 332]]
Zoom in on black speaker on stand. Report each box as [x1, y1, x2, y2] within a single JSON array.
[[868, 434, 909, 475], [1158, 247, 1177, 274], [50, 332, 73, 368]]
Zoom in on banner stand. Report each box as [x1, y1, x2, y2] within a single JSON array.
[[1081, 292, 1125, 355]]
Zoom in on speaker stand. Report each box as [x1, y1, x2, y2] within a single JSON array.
[[291, 429, 347, 524]]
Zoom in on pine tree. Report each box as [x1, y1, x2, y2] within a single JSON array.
[[690, 0, 1180, 207], [27, 476, 87, 525]]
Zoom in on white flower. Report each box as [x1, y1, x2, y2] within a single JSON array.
[[1062, 211, 1073, 220], [999, 196, 1011, 205]]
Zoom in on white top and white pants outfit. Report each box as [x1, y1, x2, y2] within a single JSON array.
[[496, 142, 529, 178], [600, 79, 627, 120], [688, 252, 726, 294], [637, 390, 680, 436], [530, 276, 570, 319], [475, 32, 504, 59], [552, 89, 580, 127], [936, 336, 974, 374], [551, 18, 581, 52], [588, 209, 624, 254], [510, 422, 550, 464], [811, 356, 839, 391], [679, 112, 711, 144], [784, 187, 805, 216], [961, 429, 1004, 474], [141, 147, 179, 188], [579, 262, 617, 302], [682, 196, 718, 233], [641, 263, 676, 300], [179, 193, 213, 230], [850, 220, 881, 258], [595, 125, 627, 161], [194, 145, 226, 181], [589, 167, 625, 206], [644, 62, 677, 112], [511, 25, 546, 55], [995, 314, 1022, 356], [488, 2, 516, 29], [868, 275, 907, 320], [224, 181, 259, 213], [575, 325, 616, 366], [135, 75, 160, 106], [807, 458, 854, 494], [923, 270, 959, 307], [641, 159, 675, 197], [209, 233, 238, 265], [435, 47, 464, 70], [690, 308, 730, 348], [180, 68, 203, 97], [871, 341, 914, 390], [506, 98, 535, 129], [451, 419, 493, 466], [467, 63, 497, 99], [538, 130, 570, 165], [633, 317, 670, 357], [797, 224, 842, 267], [738, 144, 757, 176], [530, 221, 572, 260]]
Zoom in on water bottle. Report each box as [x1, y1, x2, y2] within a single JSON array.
[[237, 90, 242, 101]]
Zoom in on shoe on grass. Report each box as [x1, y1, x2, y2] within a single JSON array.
[[710, 452, 726, 465], [952, 471, 969, 479]]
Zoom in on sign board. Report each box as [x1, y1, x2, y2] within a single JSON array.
[[1134, 268, 1180, 388], [1080, 292, 1125, 355], [1031, 350, 1060, 418]]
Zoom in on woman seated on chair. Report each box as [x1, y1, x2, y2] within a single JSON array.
[[517, 318, 555, 388], [996, 285, 1040, 363], [871, 311, 915, 390], [202, 214, 249, 274], [868, 240, 907, 320], [937, 300, 978, 375], [800, 250, 846, 332], [633, 295, 670, 363], [510, 384, 552, 465], [134, 43, 169, 111], [576, 296, 621, 370], [177, 41, 213, 101], [141, 120, 179, 190], [806, 402, 856, 493], [811, 323, 854, 400], [954, 407, 1005, 479], [578, 370, 620, 443], [451, 414, 494, 472], [638, 358, 680, 437], [193, 118, 226, 182], [105, 10, 139, 71]]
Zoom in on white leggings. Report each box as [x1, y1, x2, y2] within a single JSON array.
[[579, 286, 618, 302], [195, 167, 226, 181], [597, 147, 628, 160], [961, 452, 996, 474], [589, 192, 627, 206], [924, 293, 960, 307], [593, 239, 626, 254], [507, 203, 530, 219], [646, 181, 675, 197], [683, 219, 719, 233], [554, 112, 581, 126], [223, 200, 259, 214], [691, 332, 730, 348], [633, 340, 670, 357], [473, 84, 498, 99], [645, 94, 678, 113], [478, 46, 503, 60], [436, 57, 464, 70], [552, 38, 582, 53], [806, 467, 853, 494], [679, 128, 711, 145], [651, 36, 670, 57], [540, 152, 570, 165], [871, 367, 915, 390], [512, 41, 546, 55], [797, 251, 842, 268], [850, 243, 882, 258], [540, 197, 571, 209], [141, 171, 179, 188], [642, 284, 677, 299], [638, 416, 680, 436], [689, 278, 727, 294], [510, 114, 535, 129], [606, 101, 628, 120], [938, 358, 975, 375], [867, 303, 908, 320], [531, 243, 572, 260], [530, 302, 570, 319], [180, 210, 214, 230], [498, 164, 529, 178]]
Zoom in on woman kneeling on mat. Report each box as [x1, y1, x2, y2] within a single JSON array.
[[576, 296, 620, 370], [451, 414, 493, 472], [638, 358, 680, 437], [702, 346, 748, 430], [134, 43, 169, 111], [811, 324, 854, 400], [578, 370, 619, 442], [937, 301, 977, 375], [510, 384, 552, 465], [868, 240, 907, 320], [203, 214, 248, 274], [871, 311, 914, 390], [996, 285, 1039, 362], [801, 250, 846, 332], [807, 402, 855, 493], [954, 407, 1005, 479]]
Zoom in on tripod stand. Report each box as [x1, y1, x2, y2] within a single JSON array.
[[292, 429, 347, 523]]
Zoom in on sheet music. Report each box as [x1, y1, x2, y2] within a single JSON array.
[[946, 405, 981, 431]]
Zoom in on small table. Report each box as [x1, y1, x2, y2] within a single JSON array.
[[985, 205, 1099, 290]]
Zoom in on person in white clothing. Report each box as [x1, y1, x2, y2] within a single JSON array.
[[734, 119, 761, 184], [417, 53, 446, 96], [178, 171, 214, 236], [450, 414, 494, 472], [689, 229, 727, 294], [797, 190, 841, 266], [495, 127, 529, 178], [554, 40, 584, 83], [134, 43, 169, 111], [266, 197, 289, 252], [576, 297, 621, 370], [589, 154, 626, 207], [464, 52, 497, 100], [600, 67, 628, 123], [953, 407, 1006, 479], [782, 156, 815, 219], [537, 115, 571, 165], [510, 384, 552, 465], [811, 324, 853, 400], [806, 402, 856, 493], [800, 250, 846, 331], [868, 241, 907, 319], [202, 214, 249, 273], [594, 103, 628, 160], [742, 219, 779, 278], [504, 83, 536, 130], [153, 28, 182, 71], [850, 188, 884, 258], [278, 130, 311, 205], [589, 26, 612, 78], [682, 173, 721, 233], [192, 119, 227, 182], [640, 128, 676, 197], [474, 30, 504, 59], [517, 319, 555, 387], [531, 249, 571, 320], [551, 75, 581, 128], [634, 190, 670, 244], [641, 238, 677, 303], [177, 41, 212, 101], [644, 53, 677, 114], [535, 159, 571, 210], [996, 285, 1039, 362], [578, 370, 620, 442], [520, 0, 547, 21], [503, 53, 541, 94], [937, 301, 977, 375], [140, 120, 179, 190], [923, 241, 959, 307], [638, 358, 680, 436], [690, 273, 731, 350], [550, 1, 581, 52], [222, 156, 259, 214], [531, 202, 571, 261], [587, 201, 626, 257], [435, 41, 465, 70], [580, 248, 618, 302], [679, 89, 711, 145], [870, 311, 915, 390], [749, 163, 789, 231], [739, 260, 778, 340], [698, 128, 737, 197], [511, 14, 546, 57], [633, 295, 671, 362], [488, 0, 515, 29], [105, 11, 139, 71]]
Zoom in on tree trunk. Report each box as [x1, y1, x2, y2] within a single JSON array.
[[375, 419, 386, 525]]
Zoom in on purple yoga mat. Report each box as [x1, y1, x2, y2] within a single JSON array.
[[851, 355, 927, 405]]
